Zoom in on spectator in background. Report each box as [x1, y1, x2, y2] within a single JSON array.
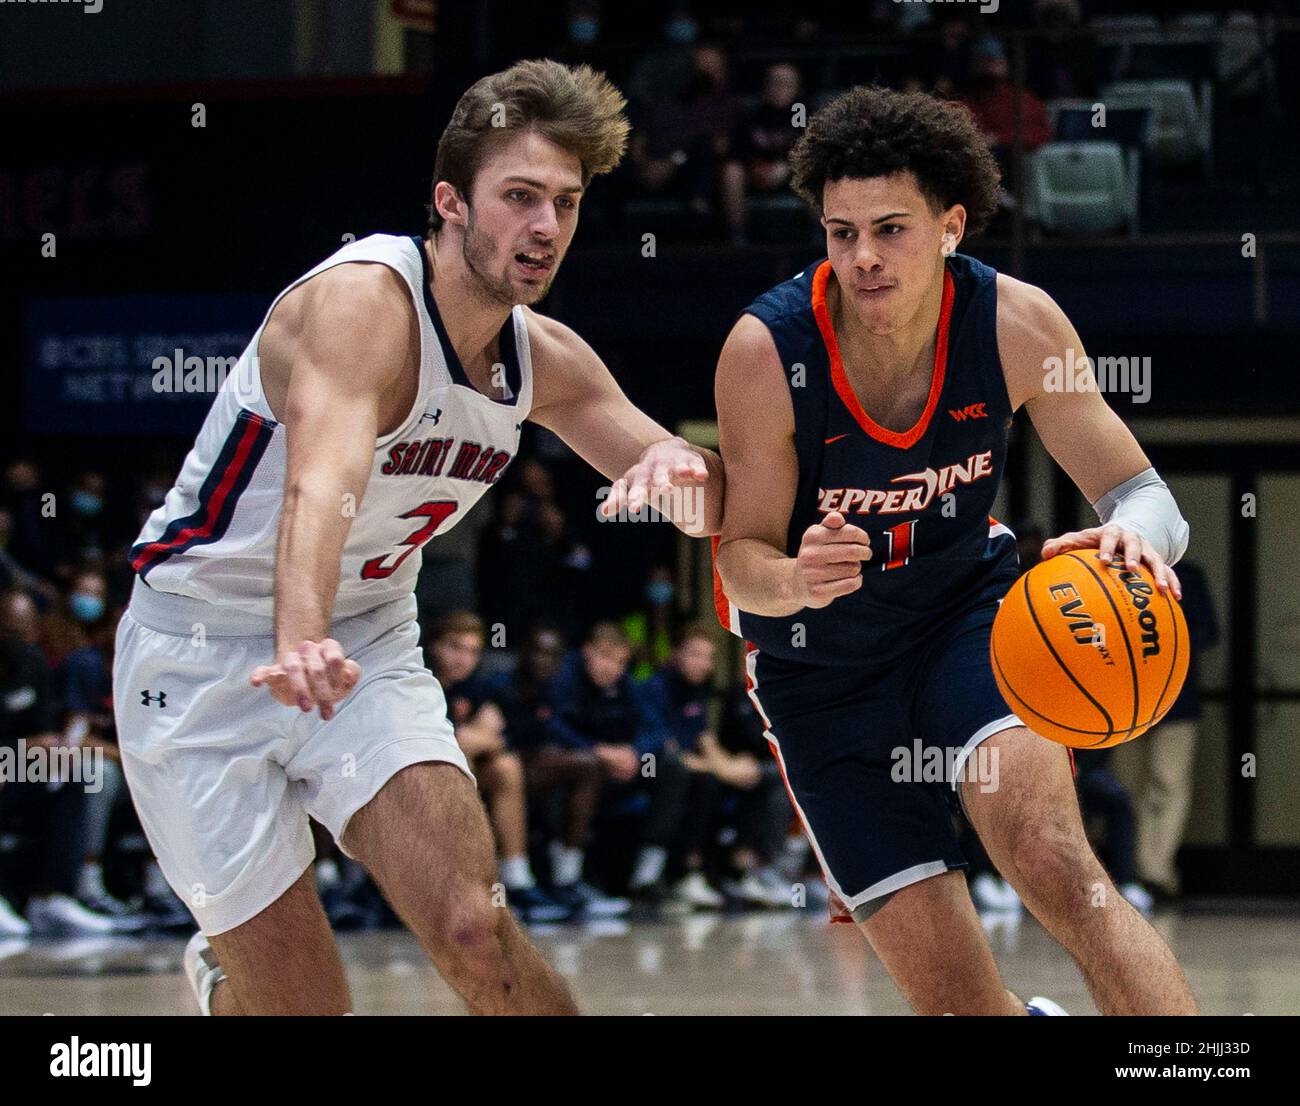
[[908, 14, 977, 97], [623, 563, 677, 681], [477, 459, 590, 645], [486, 624, 629, 917], [627, 44, 740, 218], [1132, 560, 1219, 904], [41, 570, 108, 668], [551, 0, 620, 76], [426, 612, 568, 923], [0, 623, 120, 935], [1, 460, 57, 584], [60, 603, 144, 928], [542, 623, 690, 899], [59, 471, 111, 571], [638, 623, 726, 908], [626, 5, 700, 107], [721, 62, 803, 244], [640, 624, 793, 909], [1027, 0, 1098, 102], [0, 589, 43, 652], [959, 36, 1050, 200], [0, 509, 56, 601]]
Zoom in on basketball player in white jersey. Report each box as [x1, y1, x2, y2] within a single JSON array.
[[114, 60, 722, 1015]]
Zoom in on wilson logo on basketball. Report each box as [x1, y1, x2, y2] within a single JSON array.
[[1117, 568, 1161, 657], [948, 403, 988, 421]]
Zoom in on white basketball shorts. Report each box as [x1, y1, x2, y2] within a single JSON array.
[[113, 579, 471, 936]]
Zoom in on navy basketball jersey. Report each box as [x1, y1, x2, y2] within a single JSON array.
[[714, 253, 1019, 668]]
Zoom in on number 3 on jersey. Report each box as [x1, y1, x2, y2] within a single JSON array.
[[362, 500, 457, 579], [881, 520, 916, 571]]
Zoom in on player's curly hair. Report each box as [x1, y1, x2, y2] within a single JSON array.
[[789, 86, 1002, 236], [428, 59, 629, 235]]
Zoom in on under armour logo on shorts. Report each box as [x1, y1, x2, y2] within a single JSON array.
[[140, 690, 167, 708]]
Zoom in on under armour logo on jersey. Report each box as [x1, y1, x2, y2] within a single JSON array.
[[140, 690, 167, 708], [948, 403, 988, 421], [420, 408, 443, 425]]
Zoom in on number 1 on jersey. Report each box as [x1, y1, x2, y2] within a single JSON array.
[[881, 520, 916, 571]]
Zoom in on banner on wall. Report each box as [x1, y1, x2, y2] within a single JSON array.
[[23, 294, 267, 436]]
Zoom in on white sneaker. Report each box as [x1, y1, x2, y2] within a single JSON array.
[[184, 931, 227, 1016], [1026, 995, 1069, 1015], [673, 871, 725, 910], [755, 866, 797, 908], [971, 872, 1022, 913], [728, 867, 793, 909], [0, 894, 30, 937], [1119, 881, 1154, 917], [26, 893, 118, 935]]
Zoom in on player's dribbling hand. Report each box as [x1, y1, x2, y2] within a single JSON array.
[[791, 511, 873, 609], [250, 638, 361, 721], [1041, 524, 1181, 599]]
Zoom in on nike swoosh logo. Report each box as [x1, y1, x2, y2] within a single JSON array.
[[824, 433, 850, 445]]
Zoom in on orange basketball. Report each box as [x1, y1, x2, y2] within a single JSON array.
[[991, 553, 1189, 749]]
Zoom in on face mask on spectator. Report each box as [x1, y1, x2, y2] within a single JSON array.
[[72, 490, 103, 517], [646, 581, 675, 606], [70, 593, 105, 623], [569, 17, 598, 44], [666, 16, 696, 44]]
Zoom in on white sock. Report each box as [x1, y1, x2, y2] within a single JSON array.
[[499, 855, 535, 890], [144, 860, 172, 899], [630, 845, 667, 889], [78, 860, 106, 900], [550, 842, 584, 887]]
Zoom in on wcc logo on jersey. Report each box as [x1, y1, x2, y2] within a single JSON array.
[[380, 437, 512, 486], [816, 449, 995, 516], [948, 402, 988, 421]]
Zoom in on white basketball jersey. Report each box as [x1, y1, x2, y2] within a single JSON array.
[[130, 233, 532, 620]]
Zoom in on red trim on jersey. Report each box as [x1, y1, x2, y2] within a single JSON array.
[[710, 535, 733, 631], [130, 413, 268, 572], [811, 259, 955, 451]]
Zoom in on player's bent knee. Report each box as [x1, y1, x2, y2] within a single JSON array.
[[427, 892, 511, 976], [1009, 827, 1103, 904]]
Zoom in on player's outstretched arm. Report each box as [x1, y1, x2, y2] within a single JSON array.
[[998, 275, 1188, 597], [249, 263, 413, 718], [712, 315, 871, 617], [526, 311, 724, 537]]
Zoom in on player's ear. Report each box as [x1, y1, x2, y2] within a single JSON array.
[[940, 204, 967, 255], [434, 181, 467, 229]]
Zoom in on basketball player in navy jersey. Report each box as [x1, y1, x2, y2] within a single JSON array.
[[712, 88, 1196, 1014], [115, 61, 723, 1015]]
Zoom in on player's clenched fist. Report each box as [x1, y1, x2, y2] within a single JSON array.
[[790, 510, 872, 609], [250, 638, 361, 721]]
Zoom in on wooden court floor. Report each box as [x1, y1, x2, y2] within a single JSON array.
[[1, 908, 1297, 1015]]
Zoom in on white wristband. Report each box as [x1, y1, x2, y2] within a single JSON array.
[[1091, 467, 1189, 566]]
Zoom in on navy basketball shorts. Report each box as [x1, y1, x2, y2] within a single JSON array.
[[746, 602, 1024, 924]]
